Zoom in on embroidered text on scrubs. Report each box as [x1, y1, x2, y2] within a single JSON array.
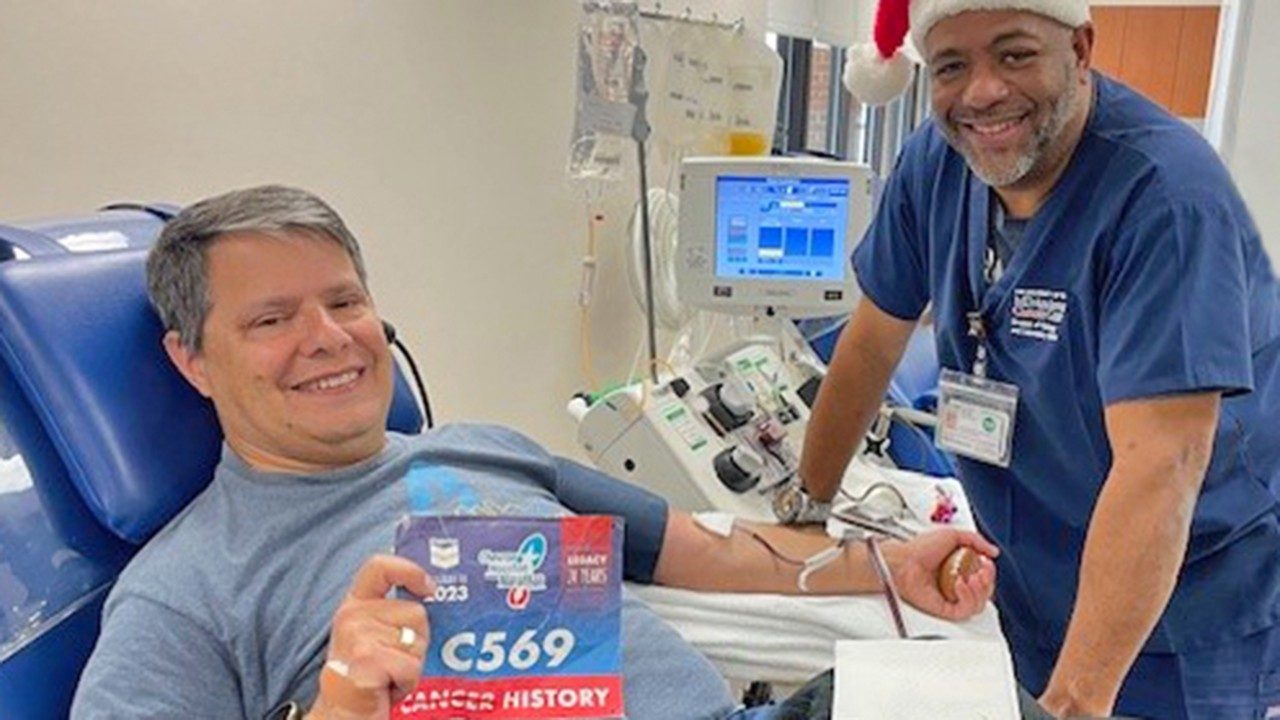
[[1011, 288, 1067, 342]]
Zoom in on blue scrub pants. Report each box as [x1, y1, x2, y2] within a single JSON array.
[[1010, 624, 1280, 719]]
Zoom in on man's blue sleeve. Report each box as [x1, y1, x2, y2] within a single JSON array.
[[1098, 198, 1254, 403], [550, 457, 668, 584], [851, 136, 931, 321]]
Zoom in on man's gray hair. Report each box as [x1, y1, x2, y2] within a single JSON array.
[[146, 185, 368, 350]]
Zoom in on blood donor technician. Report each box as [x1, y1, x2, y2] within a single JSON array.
[[800, 0, 1280, 717]]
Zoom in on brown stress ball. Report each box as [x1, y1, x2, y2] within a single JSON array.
[[937, 546, 981, 603]]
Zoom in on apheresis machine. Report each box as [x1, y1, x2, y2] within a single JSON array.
[[570, 156, 872, 524], [568, 157, 1015, 715]]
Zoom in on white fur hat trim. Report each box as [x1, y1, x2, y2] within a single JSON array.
[[843, 41, 914, 106]]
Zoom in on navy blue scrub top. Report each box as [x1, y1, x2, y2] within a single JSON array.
[[854, 73, 1280, 653]]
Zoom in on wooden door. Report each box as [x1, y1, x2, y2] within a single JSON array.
[[1090, 5, 1220, 117]]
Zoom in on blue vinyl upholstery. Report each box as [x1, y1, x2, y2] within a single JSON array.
[[0, 209, 423, 719], [0, 250, 225, 543]]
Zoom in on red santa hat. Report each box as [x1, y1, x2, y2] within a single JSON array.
[[843, 0, 1091, 105]]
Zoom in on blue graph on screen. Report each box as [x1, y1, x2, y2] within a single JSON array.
[[713, 175, 850, 281]]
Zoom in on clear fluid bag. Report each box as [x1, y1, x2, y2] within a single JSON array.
[[568, 1, 642, 185]]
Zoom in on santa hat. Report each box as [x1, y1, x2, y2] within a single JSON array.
[[843, 0, 1091, 105]]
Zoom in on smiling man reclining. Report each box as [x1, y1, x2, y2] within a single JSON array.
[[70, 185, 997, 720]]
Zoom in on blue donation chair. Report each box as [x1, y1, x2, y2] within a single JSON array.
[[0, 207, 423, 719]]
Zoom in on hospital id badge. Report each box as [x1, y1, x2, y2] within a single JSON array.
[[936, 368, 1018, 468]]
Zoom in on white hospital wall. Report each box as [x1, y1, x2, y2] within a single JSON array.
[[2, 1, 1272, 459], [1217, 0, 1280, 263], [0, 1, 656, 457]]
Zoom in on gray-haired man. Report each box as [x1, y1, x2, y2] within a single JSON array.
[[71, 185, 997, 720]]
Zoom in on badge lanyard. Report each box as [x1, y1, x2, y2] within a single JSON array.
[[935, 185, 1019, 468], [964, 184, 1003, 379], [967, 242, 1000, 378]]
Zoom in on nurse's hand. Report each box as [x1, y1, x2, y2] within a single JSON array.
[[886, 529, 998, 620], [308, 555, 434, 720]]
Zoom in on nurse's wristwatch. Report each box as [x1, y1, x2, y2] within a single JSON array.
[[772, 477, 831, 525]]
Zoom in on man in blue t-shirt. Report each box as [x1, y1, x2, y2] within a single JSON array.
[[71, 185, 998, 720], [802, 1, 1280, 718]]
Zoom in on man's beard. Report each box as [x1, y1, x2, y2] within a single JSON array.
[[942, 66, 1079, 188]]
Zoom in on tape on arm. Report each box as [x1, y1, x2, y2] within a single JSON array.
[[691, 511, 737, 538]]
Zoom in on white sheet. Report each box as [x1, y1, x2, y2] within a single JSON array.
[[832, 639, 1019, 719], [631, 459, 1003, 686], [630, 584, 1002, 685]]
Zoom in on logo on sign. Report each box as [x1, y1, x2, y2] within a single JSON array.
[[517, 533, 548, 571], [507, 586, 531, 610], [429, 537, 460, 569], [479, 532, 549, 611]]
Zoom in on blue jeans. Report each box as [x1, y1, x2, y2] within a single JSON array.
[[725, 670, 833, 720], [721, 673, 1075, 719]]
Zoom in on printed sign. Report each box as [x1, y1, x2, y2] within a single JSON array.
[[393, 515, 624, 720]]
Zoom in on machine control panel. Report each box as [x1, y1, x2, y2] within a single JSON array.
[[572, 339, 817, 522], [702, 380, 755, 431], [714, 445, 765, 493]]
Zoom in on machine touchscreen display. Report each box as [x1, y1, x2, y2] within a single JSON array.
[[713, 175, 851, 282]]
